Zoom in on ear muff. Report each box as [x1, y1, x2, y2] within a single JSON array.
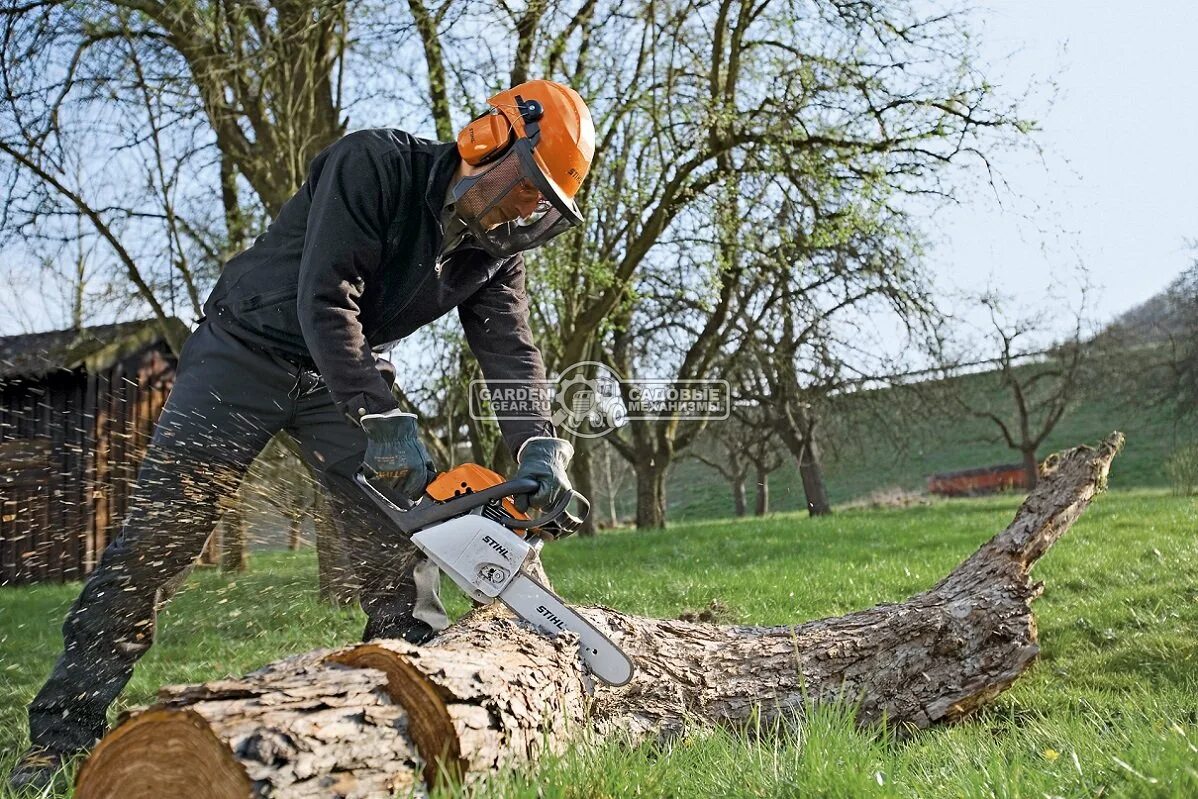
[[457, 112, 514, 166]]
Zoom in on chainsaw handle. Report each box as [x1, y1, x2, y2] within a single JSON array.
[[355, 470, 542, 535], [497, 488, 591, 539]]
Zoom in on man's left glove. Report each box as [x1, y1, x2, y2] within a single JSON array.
[[513, 436, 574, 512], [360, 410, 437, 501]]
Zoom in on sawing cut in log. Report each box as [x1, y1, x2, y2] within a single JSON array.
[[75, 433, 1124, 799]]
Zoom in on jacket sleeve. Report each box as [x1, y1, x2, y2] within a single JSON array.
[[458, 253, 556, 457], [296, 132, 401, 425]]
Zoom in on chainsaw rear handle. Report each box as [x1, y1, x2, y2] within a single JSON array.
[[355, 470, 590, 538]]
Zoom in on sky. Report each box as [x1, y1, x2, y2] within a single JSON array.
[[925, 0, 1198, 331], [1, 2, 1195, 340]]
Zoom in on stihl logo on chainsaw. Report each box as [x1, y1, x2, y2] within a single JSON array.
[[536, 604, 567, 631], [482, 534, 512, 560]]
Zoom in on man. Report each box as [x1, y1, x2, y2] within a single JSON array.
[[9, 79, 593, 791]]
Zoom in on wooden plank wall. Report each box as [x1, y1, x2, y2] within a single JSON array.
[[0, 375, 83, 585], [0, 343, 176, 586]]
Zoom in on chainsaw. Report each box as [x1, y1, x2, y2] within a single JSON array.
[[354, 463, 635, 686]]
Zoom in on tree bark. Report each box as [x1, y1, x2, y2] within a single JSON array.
[[634, 460, 667, 529], [219, 502, 249, 573], [1022, 448, 1040, 489], [732, 476, 747, 517], [74, 434, 1123, 799], [798, 437, 831, 516], [754, 467, 768, 516], [571, 436, 598, 536]]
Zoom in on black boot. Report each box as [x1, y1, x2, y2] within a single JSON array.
[[6, 745, 76, 793]]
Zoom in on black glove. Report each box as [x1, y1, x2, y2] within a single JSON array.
[[513, 436, 574, 513], [360, 410, 436, 501]]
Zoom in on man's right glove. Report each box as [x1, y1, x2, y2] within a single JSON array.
[[360, 410, 436, 501], [513, 436, 574, 513]]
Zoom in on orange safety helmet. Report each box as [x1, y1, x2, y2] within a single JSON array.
[[450, 80, 596, 257]]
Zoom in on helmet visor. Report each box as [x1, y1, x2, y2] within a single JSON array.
[[451, 138, 583, 258]]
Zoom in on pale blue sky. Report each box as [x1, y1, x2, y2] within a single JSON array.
[[927, 1, 1198, 328], [1, 2, 1194, 340]]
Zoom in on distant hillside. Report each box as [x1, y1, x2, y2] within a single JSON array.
[[644, 357, 1194, 523], [590, 270, 1198, 525], [1101, 264, 1196, 345]]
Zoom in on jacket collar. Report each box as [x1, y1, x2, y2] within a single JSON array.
[[425, 142, 461, 221]]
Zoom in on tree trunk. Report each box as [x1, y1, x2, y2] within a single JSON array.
[[489, 436, 515, 478], [461, 409, 494, 468], [634, 459, 667, 529], [754, 467, 768, 516], [219, 502, 249, 573], [199, 528, 222, 567], [798, 438, 831, 517], [600, 445, 622, 528], [74, 435, 1124, 799], [603, 459, 622, 527], [1022, 447, 1040, 489], [315, 490, 358, 607], [288, 513, 302, 551], [773, 411, 831, 517], [732, 476, 747, 517], [571, 436, 598, 536], [272, 435, 354, 603]]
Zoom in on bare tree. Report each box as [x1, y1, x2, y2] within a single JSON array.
[[538, 0, 1027, 527], [689, 425, 753, 518], [0, 0, 364, 590], [949, 290, 1091, 489], [689, 406, 784, 517], [746, 436, 784, 515], [1, 0, 1032, 535], [0, 1, 352, 346], [730, 181, 938, 516]]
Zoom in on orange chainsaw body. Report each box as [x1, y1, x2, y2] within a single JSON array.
[[425, 463, 531, 532]]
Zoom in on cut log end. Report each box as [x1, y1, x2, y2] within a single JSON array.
[[325, 645, 463, 787], [76, 656, 425, 798], [75, 708, 251, 799]]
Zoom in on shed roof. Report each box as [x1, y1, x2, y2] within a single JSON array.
[[0, 318, 187, 380]]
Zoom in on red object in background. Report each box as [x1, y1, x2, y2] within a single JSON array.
[[926, 463, 1031, 497]]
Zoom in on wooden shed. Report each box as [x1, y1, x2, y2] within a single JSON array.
[[0, 318, 188, 586]]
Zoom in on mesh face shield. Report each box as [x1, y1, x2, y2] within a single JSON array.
[[450, 137, 584, 259]]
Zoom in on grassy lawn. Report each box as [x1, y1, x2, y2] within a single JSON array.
[[1, 489, 1195, 797]]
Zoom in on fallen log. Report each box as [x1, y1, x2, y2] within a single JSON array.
[[75, 433, 1123, 799]]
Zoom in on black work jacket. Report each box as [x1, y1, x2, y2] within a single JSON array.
[[202, 129, 553, 455]]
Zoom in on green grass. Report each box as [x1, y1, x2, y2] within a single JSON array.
[[1, 490, 1196, 797]]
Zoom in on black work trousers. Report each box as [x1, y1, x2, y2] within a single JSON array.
[[26, 319, 447, 753]]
